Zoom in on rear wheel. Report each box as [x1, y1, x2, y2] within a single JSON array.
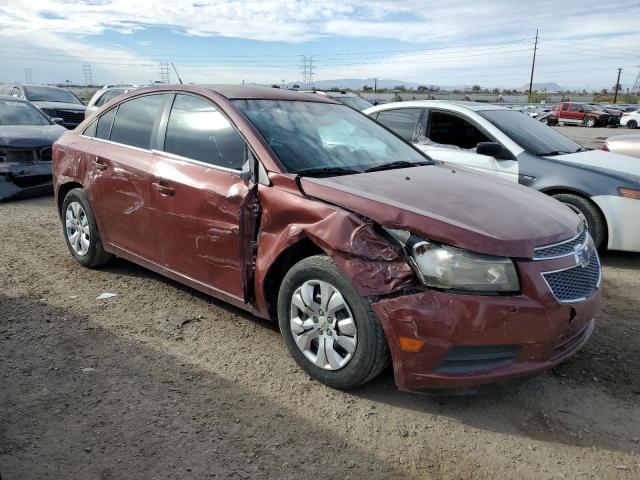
[[277, 255, 389, 389], [627, 120, 638, 129], [552, 193, 606, 248], [62, 188, 113, 268]]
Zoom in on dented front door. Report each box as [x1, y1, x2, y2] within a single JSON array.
[[150, 152, 249, 300]]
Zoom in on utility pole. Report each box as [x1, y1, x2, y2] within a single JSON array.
[[632, 69, 640, 93], [82, 64, 93, 86], [299, 56, 315, 89], [308, 56, 314, 89], [24, 67, 32, 83], [613, 68, 622, 104], [374, 77, 377, 93], [527, 29, 539, 103]]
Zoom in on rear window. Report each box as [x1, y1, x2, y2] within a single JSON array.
[[110, 94, 167, 149]]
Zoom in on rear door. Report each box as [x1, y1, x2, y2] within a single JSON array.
[[87, 93, 170, 260], [150, 93, 252, 300]]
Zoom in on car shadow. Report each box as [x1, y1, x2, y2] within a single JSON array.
[[0, 294, 406, 479]]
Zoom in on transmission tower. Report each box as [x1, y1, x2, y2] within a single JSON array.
[[299, 56, 315, 89], [82, 64, 93, 86], [632, 69, 640, 94], [159, 62, 171, 84], [24, 68, 32, 83]]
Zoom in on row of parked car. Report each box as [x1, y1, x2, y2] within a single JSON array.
[[1, 82, 639, 392]]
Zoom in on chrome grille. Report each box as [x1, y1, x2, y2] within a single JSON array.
[[542, 252, 601, 303], [534, 228, 587, 260]]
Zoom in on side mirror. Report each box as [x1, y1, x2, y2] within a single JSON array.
[[476, 142, 503, 157], [51, 117, 65, 126]]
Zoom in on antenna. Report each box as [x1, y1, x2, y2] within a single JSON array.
[[171, 62, 183, 84]]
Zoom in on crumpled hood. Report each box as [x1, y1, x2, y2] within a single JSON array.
[[31, 101, 86, 112], [0, 125, 66, 148], [300, 163, 580, 258], [551, 149, 640, 177]]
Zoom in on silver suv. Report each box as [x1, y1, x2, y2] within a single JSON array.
[[85, 85, 139, 118]]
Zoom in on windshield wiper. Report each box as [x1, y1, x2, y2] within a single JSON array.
[[364, 160, 422, 173], [295, 166, 361, 177]]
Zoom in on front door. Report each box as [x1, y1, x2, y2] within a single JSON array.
[[150, 93, 251, 300]]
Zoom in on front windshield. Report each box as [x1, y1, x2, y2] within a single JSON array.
[[233, 100, 427, 173], [479, 110, 583, 156], [0, 99, 50, 125], [24, 86, 83, 105], [334, 96, 374, 111]]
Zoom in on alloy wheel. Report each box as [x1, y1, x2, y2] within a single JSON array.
[[65, 201, 90, 256], [289, 279, 357, 371]]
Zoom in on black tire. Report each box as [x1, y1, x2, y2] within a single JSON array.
[[546, 117, 557, 126], [585, 117, 596, 128], [627, 120, 638, 129], [277, 255, 390, 389], [61, 188, 113, 268], [552, 193, 606, 248]]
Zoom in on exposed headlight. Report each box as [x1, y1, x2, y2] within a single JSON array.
[[384, 228, 520, 293]]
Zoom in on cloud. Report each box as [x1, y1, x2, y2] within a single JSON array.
[[0, 0, 638, 87]]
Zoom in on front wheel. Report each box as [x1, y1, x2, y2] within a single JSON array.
[[277, 255, 389, 389], [552, 193, 606, 248], [62, 188, 113, 268], [627, 120, 638, 129]]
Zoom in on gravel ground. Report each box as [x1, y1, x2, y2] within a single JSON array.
[[1, 128, 639, 479]]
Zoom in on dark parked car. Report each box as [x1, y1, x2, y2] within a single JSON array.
[[0, 95, 66, 200], [0, 83, 86, 129], [52, 85, 600, 392]]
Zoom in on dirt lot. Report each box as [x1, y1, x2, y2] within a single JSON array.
[[1, 128, 639, 479]]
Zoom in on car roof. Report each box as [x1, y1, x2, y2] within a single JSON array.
[[200, 84, 337, 103], [365, 99, 510, 113], [0, 94, 27, 102]]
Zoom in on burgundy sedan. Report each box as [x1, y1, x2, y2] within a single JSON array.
[[52, 85, 601, 391]]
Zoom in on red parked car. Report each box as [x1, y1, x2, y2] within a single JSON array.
[[52, 85, 601, 391], [547, 102, 611, 127]]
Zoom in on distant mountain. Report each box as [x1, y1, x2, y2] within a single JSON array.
[[281, 78, 423, 90], [517, 82, 565, 93]]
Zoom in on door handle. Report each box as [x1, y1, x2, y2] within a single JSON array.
[[92, 157, 108, 171], [152, 181, 175, 196]]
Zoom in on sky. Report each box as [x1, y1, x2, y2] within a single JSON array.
[[0, 0, 639, 90]]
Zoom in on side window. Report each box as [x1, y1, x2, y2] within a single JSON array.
[[569, 104, 580, 112], [375, 108, 422, 141], [164, 94, 246, 170], [96, 107, 116, 140], [83, 120, 97, 137], [96, 89, 123, 107], [428, 111, 490, 149], [110, 94, 167, 149], [561, 104, 570, 111]]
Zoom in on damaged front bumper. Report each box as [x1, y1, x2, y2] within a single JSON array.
[[0, 158, 53, 201], [372, 256, 601, 392]]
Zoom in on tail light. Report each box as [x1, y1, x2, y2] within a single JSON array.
[[601, 144, 609, 152]]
